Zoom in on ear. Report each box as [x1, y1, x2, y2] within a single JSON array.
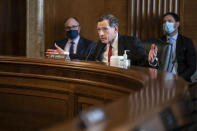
[[175, 21, 180, 28], [114, 25, 118, 33], [78, 26, 81, 33]]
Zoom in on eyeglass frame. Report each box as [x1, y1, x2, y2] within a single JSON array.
[[64, 25, 80, 31], [96, 27, 109, 33]]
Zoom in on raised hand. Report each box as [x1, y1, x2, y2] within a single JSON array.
[[148, 44, 158, 63]]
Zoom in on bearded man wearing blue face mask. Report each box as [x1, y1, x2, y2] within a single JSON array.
[[160, 12, 196, 82], [46, 17, 96, 60]]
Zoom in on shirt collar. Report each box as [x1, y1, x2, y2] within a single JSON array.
[[167, 32, 178, 41], [111, 33, 118, 48], [68, 35, 80, 44]]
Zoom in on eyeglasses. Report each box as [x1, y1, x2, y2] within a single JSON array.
[[64, 25, 79, 30], [96, 27, 109, 33]]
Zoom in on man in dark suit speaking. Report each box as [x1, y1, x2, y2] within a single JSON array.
[[46, 17, 96, 60], [90, 14, 157, 66]]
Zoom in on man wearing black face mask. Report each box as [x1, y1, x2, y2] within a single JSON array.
[[46, 17, 96, 60]]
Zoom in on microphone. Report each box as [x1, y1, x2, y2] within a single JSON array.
[[85, 43, 97, 61]]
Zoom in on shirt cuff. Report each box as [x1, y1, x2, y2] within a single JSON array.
[[64, 52, 69, 55]]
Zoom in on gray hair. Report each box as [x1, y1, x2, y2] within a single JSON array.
[[98, 14, 119, 28]]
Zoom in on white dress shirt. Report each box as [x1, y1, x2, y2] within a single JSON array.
[[64, 35, 80, 54], [102, 34, 119, 63]]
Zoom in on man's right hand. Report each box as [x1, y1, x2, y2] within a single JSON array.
[[45, 43, 64, 56]]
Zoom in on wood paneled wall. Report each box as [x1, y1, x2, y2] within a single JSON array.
[[0, 0, 196, 56], [128, 0, 182, 40], [0, 0, 26, 56], [44, 0, 197, 53], [182, 0, 197, 52], [44, 0, 129, 49]]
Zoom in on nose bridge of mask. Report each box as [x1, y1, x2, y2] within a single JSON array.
[[164, 21, 174, 26]]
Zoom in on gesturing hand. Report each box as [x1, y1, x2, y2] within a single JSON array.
[[148, 44, 158, 63], [45, 43, 65, 56]]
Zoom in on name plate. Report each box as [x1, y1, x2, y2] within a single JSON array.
[[48, 53, 66, 60]]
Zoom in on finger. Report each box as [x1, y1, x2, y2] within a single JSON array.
[[153, 53, 157, 58], [46, 50, 57, 54], [149, 51, 153, 59], [152, 45, 158, 55], [55, 43, 61, 50], [46, 49, 56, 52], [54, 43, 64, 54], [151, 44, 155, 49], [155, 46, 158, 52], [149, 54, 154, 62]]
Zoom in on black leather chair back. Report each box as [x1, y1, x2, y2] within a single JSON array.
[[142, 38, 172, 71]]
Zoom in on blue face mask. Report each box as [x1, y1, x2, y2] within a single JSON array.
[[66, 30, 79, 39], [163, 21, 175, 34]]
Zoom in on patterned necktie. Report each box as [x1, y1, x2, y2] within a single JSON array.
[[69, 41, 74, 54], [168, 37, 175, 72], [108, 44, 112, 63]]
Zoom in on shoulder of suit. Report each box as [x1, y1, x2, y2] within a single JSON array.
[[118, 34, 140, 42], [178, 34, 193, 43], [80, 37, 95, 44], [55, 39, 67, 44]]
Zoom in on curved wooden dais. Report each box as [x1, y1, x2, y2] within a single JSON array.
[[0, 56, 189, 130]]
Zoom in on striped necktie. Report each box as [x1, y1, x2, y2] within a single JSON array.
[[168, 37, 175, 72]]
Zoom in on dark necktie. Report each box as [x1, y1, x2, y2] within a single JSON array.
[[108, 44, 112, 63], [69, 41, 74, 54]]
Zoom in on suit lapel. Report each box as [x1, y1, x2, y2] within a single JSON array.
[[96, 42, 106, 60], [176, 34, 182, 56], [161, 36, 167, 43], [60, 39, 68, 49], [162, 34, 181, 56], [118, 35, 124, 56], [76, 38, 84, 54]]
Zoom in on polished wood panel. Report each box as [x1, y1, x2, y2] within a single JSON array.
[[0, 0, 26, 56], [0, 56, 146, 116], [0, 72, 74, 130], [0, 56, 189, 130], [0, 56, 145, 93], [46, 69, 189, 130], [182, 0, 197, 53]]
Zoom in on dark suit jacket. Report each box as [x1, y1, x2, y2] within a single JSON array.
[[91, 34, 148, 66], [52, 37, 96, 60], [161, 34, 196, 82]]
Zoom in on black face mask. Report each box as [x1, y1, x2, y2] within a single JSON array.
[[66, 30, 79, 39]]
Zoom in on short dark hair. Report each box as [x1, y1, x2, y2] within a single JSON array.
[[163, 12, 180, 22], [98, 14, 119, 28], [64, 17, 80, 25]]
